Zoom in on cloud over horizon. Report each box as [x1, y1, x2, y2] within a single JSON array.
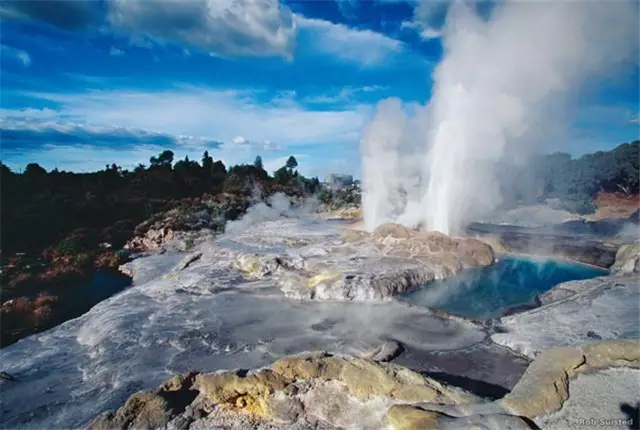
[[109, 0, 297, 59], [10, 86, 371, 147], [0, 0, 636, 178]]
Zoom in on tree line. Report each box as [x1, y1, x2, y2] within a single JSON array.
[[499, 140, 639, 214], [1, 151, 321, 257]]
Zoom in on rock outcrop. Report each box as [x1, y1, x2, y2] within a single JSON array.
[[233, 223, 495, 301], [610, 241, 640, 275], [87, 352, 487, 430], [89, 373, 199, 430], [362, 340, 403, 362], [386, 405, 533, 430], [535, 276, 606, 305], [467, 223, 620, 268], [500, 339, 640, 419], [90, 340, 638, 429], [125, 195, 248, 252], [492, 274, 639, 357]]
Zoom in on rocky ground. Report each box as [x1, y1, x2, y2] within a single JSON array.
[[467, 206, 638, 268], [88, 339, 639, 430], [231, 222, 494, 301], [85, 214, 638, 430], [1, 193, 638, 429], [124, 193, 250, 253]]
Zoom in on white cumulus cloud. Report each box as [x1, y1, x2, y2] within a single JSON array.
[[20, 86, 371, 148], [108, 0, 297, 59], [297, 15, 403, 66]]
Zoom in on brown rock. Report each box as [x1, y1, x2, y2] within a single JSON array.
[[271, 354, 344, 381], [456, 238, 495, 267], [413, 231, 457, 253], [88, 372, 198, 430], [161, 372, 198, 392], [386, 405, 442, 430], [501, 347, 585, 418], [372, 223, 413, 240], [89, 353, 487, 428], [340, 229, 370, 243], [194, 369, 288, 416], [501, 340, 640, 419], [582, 339, 640, 369], [271, 354, 478, 404], [88, 391, 172, 430]]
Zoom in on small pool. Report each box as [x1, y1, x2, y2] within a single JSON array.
[[399, 256, 607, 319], [57, 269, 133, 317]]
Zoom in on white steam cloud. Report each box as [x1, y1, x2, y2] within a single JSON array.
[[362, 0, 638, 235]]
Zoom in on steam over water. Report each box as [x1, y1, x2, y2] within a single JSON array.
[[362, 1, 638, 234]]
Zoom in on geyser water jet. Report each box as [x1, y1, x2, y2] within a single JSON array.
[[362, 0, 638, 234]]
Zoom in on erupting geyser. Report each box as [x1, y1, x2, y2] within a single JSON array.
[[362, 0, 638, 235]]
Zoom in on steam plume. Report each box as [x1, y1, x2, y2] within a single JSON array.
[[362, 0, 638, 235]]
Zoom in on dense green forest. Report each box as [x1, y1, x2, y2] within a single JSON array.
[[500, 140, 639, 213]]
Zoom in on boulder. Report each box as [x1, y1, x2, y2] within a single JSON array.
[[363, 340, 403, 362], [265, 391, 304, 424], [89, 391, 172, 430], [456, 238, 495, 268], [307, 270, 343, 289], [227, 222, 496, 303], [500, 347, 586, 419], [501, 340, 640, 419], [412, 252, 462, 275], [88, 373, 198, 430]]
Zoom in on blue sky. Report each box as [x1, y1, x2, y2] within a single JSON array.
[[1, 0, 638, 179]]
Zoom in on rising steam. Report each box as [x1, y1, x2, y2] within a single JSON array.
[[362, 0, 638, 234]]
